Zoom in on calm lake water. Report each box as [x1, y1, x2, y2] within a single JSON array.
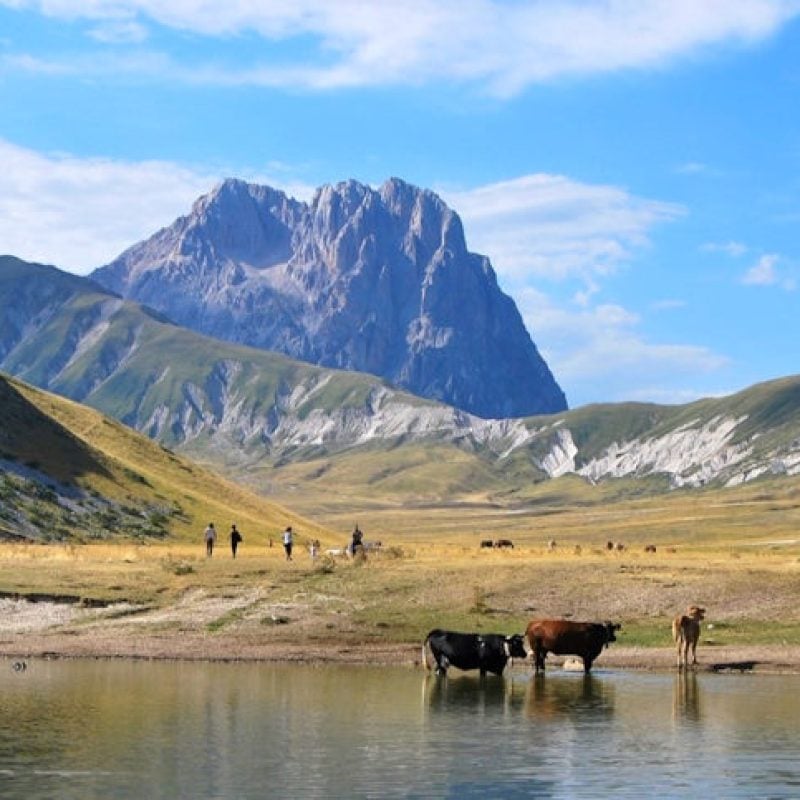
[[1, 659, 799, 799]]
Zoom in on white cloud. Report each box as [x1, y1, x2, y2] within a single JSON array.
[[515, 286, 729, 406], [87, 20, 149, 44], [742, 253, 779, 285], [676, 162, 709, 175], [0, 139, 314, 272], [2, 0, 798, 95], [702, 240, 748, 257], [740, 252, 797, 290], [442, 174, 683, 285]]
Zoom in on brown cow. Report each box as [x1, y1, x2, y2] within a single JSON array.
[[525, 619, 621, 674], [672, 605, 705, 669]]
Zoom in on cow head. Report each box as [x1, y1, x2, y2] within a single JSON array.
[[504, 634, 528, 660], [603, 622, 621, 647], [687, 605, 705, 621]]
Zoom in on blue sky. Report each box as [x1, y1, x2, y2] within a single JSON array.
[[1, 1, 799, 410]]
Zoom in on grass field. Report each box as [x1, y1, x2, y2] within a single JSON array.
[[2, 473, 800, 656]]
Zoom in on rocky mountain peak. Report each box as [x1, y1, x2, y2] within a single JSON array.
[[91, 177, 567, 418]]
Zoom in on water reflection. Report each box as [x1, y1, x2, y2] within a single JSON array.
[[422, 672, 525, 714], [2, 660, 800, 799], [672, 671, 701, 724], [524, 673, 615, 720]]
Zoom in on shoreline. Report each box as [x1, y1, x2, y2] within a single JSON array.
[[3, 636, 800, 674]]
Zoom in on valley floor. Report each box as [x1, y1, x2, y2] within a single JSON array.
[[2, 537, 800, 675]]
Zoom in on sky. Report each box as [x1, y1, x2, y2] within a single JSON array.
[[1, 0, 799, 410]]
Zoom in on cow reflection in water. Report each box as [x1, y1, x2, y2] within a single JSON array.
[[422, 673, 525, 714], [672, 671, 701, 724], [524, 674, 614, 720]]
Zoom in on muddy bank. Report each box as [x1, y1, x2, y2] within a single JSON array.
[[2, 633, 799, 674]]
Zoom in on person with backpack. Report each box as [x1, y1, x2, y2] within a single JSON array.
[[230, 524, 243, 558]]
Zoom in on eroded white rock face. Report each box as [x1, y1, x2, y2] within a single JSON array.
[[577, 416, 750, 486], [141, 371, 800, 490]]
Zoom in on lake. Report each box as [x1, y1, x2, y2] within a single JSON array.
[[1, 659, 799, 799]]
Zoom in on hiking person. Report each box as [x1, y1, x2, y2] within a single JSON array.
[[282, 526, 293, 561], [230, 524, 242, 558], [204, 522, 217, 557]]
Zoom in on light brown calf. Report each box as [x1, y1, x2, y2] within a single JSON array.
[[672, 605, 706, 669]]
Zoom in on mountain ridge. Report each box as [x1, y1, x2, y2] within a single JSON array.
[[91, 177, 567, 419]]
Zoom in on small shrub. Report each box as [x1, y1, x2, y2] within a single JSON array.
[[314, 554, 336, 574], [160, 556, 194, 575]]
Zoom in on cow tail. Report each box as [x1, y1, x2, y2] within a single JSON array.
[[421, 635, 432, 671]]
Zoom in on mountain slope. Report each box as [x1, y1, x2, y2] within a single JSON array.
[[2, 257, 800, 508], [0, 372, 329, 544], [91, 177, 567, 419]]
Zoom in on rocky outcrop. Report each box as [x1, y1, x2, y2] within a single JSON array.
[[91, 177, 567, 419]]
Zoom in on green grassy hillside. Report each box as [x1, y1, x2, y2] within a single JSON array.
[[0, 373, 331, 545]]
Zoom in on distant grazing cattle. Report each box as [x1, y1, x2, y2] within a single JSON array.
[[422, 629, 528, 677], [494, 539, 514, 549], [525, 619, 621, 674], [606, 541, 615, 550], [573, 545, 582, 555], [615, 542, 625, 551], [672, 605, 706, 669], [644, 544, 657, 553], [363, 540, 382, 552], [547, 540, 557, 550], [480, 540, 494, 549]]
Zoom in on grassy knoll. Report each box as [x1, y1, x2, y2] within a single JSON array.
[[1, 374, 332, 546]]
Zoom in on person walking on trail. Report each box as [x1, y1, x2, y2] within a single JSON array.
[[282, 526, 294, 561], [204, 522, 217, 557], [230, 524, 242, 558]]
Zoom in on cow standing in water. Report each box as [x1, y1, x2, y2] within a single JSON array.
[[525, 619, 621, 674], [422, 629, 528, 677], [672, 605, 705, 669]]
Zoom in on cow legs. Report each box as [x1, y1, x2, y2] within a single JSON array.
[[676, 638, 686, 670], [435, 655, 449, 676], [532, 642, 546, 673], [583, 657, 593, 673]]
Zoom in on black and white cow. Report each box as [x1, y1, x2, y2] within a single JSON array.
[[422, 629, 528, 677]]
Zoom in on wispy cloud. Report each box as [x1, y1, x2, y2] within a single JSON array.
[[3, 0, 798, 95], [0, 139, 313, 272], [516, 287, 730, 405], [702, 240, 749, 257], [443, 174, 684, 285]]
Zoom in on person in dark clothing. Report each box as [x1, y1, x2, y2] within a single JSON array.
[[351, 524, 363, 556], [230, 524, 242, 558]]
